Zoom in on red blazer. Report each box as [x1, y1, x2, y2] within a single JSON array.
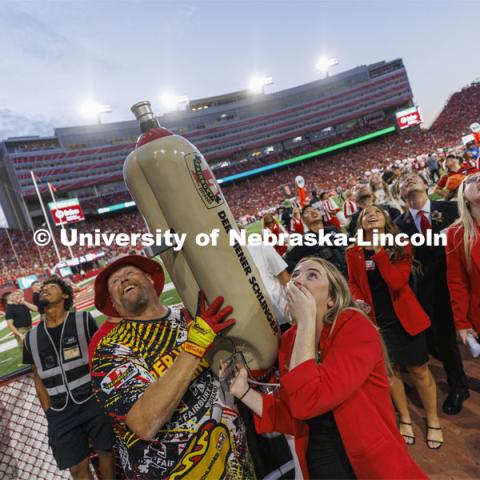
[[446, 223, 480, 333], [346, 245, 430, 336], [291, 217, 305, 235], [254, 309, 426, 479], [266, 223, 288, 256]]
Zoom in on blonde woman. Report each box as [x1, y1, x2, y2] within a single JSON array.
[[222, 257, 426, 479], [290, 207, 305, 234], [446, 172, 480, 343]]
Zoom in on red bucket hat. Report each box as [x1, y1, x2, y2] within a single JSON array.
[[95, 255, 165, 317]]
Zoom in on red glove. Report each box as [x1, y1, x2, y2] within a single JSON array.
[[182, 292, 236, 358]]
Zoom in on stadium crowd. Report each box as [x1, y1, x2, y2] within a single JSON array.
[[429, 81, 480, 145], [0, 212, 146, 287], [6, 160, 479, 479]]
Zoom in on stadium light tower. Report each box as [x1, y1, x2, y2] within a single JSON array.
[[160, 92, 190, 112], [248, 76, 273, 94], [80, 100, 112, 124], [316, 56, 339, 78]]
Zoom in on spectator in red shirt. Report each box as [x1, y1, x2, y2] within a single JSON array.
[[435, 155, 465, 198], [320, 192, 341, 231], [88, 317, 122, 369], [462, 151, 478, 174], [263, 213, 288, 257], [290, 208, 305, 235]]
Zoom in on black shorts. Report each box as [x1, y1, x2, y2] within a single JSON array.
[[46, 396, 114, 470]]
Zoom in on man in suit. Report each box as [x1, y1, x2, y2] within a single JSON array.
[[396, 172, 469, 414]]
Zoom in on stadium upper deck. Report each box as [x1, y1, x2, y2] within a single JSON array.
[[0, 58, 412, 228]]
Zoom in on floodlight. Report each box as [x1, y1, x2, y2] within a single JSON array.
[[79, 100, 112, 124], [160, 92, 179, 111], [160, 93, 190, 112], [80, 100, 112, 117], [248, 76, 273, 93], [316, 57, 339, 75]]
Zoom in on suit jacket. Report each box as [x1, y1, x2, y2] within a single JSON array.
[[254, 309, 427, 480], [395, 200, 458, 266], [281, 209, 292, 232], [395, 200, 458, 318], [446, 223, 480, 333], [346, 245, 430, 336]]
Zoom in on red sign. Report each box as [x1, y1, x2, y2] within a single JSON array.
[[396, 106, 423, 130], [49, 199, 84, 225]]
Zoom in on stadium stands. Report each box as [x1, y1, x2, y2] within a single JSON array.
[[0, 212, 146, 287], [430, 82, 480, 144], [1, 58, 413, 231], [1, 74, 480, 287]]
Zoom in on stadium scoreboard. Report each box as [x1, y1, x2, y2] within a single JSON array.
[[48, 198, 85, 225], [396, 106, 423, 130]]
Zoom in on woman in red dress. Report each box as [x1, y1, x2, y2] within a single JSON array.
[[222, 257, 426, 479]]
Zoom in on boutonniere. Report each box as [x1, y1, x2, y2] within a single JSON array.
[[431, 210, 443, 224]]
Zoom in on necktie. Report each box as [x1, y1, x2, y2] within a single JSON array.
[[417, 210, 432, 236]]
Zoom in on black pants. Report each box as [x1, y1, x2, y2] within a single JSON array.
[[429, 169, 440, 183], [306, 412, 356, 479], [417, 277, 468, 392]]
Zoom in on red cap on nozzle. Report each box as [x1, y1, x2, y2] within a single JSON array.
[[131, 101, 172, 147]]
